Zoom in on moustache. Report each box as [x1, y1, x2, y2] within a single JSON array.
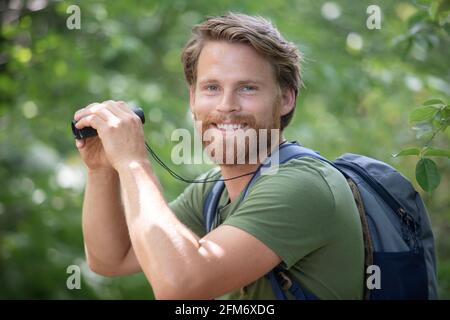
[[199, 112, 257, 128]]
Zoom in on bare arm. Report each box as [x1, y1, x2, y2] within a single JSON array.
[[82, 168, 141, 276]]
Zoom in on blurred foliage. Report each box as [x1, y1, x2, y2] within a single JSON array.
[[394, 98, 449, 192], [0, 0, 449, 299]]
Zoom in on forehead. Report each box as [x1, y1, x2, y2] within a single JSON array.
[[196, 40, 276, 84]]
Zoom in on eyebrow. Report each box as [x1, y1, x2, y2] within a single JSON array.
[[197, 78, 264, 86]]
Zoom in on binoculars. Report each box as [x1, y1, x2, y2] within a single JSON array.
[[71, 107, 145, 139]]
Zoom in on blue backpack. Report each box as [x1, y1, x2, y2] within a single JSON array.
[[203, 141, 438, 300]]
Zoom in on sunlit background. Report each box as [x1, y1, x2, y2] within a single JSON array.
[[1, 0, 449, 299]]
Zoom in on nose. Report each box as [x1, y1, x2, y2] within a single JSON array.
[[215, 89, 240, 113]]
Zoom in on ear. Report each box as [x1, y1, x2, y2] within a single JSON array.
[[189, 85, 196, 114], [279, 87, 296, 116]]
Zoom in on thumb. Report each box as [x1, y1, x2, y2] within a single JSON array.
[[75, 138, 85, 149]]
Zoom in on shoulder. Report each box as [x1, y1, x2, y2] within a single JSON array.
[[246, 156, 343, 212]]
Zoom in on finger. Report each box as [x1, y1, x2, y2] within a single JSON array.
[[114, 100, 135, 116], [97, 107, 121, 127], [102, 100, 134, 120], [74, 103, 100, 121], [113, 101, 143, 124], [75, 104, 110, 126], [75, 138, 85, 148], [75, 114, 107, 131]]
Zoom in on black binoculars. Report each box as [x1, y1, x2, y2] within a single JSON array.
[[71, 107, 145, 139]]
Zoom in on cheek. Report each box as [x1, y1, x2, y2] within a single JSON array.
[[239, 96, 264, 112], [242, 97, 278, 120], [193, 95, 217, 113]]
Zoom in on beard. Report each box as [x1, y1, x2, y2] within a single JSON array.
[[193, 102, 282, 166]]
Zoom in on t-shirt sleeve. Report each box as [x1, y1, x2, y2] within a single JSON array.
[[222, 160, 338, 269]]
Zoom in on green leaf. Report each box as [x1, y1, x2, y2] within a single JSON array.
[[429, 0, 440, 19], [392, 147, 421, 157], [409, 106, 439, 123], [422, 98, 446, 107], [407, 11, 429, 29], [412, 122, 434, 138], [442, 108, 450, 121], [437, 1, 450, 25], [423, 147, 450, 158], [416, 158, 441, 192]]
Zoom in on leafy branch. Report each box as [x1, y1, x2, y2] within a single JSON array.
[[393, 99, 449, 192]]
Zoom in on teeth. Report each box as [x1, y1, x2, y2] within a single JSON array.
[[216, 123, 246, 130]]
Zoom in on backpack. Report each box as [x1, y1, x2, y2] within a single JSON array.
[[203, 141, 438, 300]]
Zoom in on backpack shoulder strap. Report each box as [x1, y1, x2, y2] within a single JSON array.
[[203, 180, 226, 233]]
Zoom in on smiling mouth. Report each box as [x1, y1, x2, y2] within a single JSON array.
[[211, 123, 249, 131]]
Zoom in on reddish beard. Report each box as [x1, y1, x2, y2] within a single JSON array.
[[193, 104, 282, 165]]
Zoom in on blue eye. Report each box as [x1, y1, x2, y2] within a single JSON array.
[[242, 86, 256, 92], [207, 85, 219, 91]]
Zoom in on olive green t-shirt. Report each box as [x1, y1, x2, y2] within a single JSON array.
[[169, 157, 364, 300]]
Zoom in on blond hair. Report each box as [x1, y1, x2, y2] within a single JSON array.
[[181, 12, 303, 130]]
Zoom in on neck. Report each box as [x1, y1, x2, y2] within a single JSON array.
[[219, 136, 286, 203], [219, 163, 259, 203]]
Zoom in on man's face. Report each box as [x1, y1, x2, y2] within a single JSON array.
[[190, 40, 294, 165]]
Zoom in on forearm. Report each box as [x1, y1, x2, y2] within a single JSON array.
[[117, 159, 205, 298], [82, 168, 131, 273]]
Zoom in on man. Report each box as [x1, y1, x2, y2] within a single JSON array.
[[74, 12, 364, 299]]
